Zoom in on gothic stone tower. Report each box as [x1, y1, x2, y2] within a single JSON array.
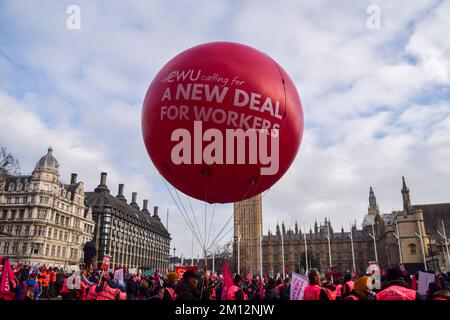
[[234, 193, 262, 275]]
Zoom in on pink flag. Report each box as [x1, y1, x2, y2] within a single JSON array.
[[154, 270, 163, 288], [246, 273, 251, 285], [258, 277, 265, 300], [221, 261, 233, 300], [0, 258, 15, 299], [352, 266, 358, 279]]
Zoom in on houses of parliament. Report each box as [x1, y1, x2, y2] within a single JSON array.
[[233, 177, 450, 276]]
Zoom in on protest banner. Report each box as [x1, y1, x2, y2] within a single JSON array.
[[114, 268, 124, 283], [290, 272, 308, 300], [101, 255, 111, 271], [418, 271, 435, 296], [366, 261, 381, 290], [175, 266, 199, 280], [142, 269, 155, 276]]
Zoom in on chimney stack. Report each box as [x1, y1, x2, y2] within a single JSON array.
[[70, 173, 77, 184], [94, 172, 110, 193], [100, 172, 107, 185], [130, 192, 139, 210], [116, 184, 126, 202], [153, 206, 160, 221], [142, 199, 149, 212]]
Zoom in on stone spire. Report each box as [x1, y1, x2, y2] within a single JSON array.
[[368, 186, 380, 215], [401, 176, 412, 213]]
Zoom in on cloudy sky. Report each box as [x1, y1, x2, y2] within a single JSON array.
[[1, 0, 449, 258]]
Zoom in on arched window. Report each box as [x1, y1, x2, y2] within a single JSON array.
[[409, 243, 417, 255]]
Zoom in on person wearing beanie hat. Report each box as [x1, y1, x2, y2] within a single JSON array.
[[346, 276, 371, 300], [164, 272, 179, 300]]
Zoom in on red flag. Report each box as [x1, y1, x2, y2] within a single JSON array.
[[246, 273, 251, 285], [411, 275, 417, 291], [258, 277, 265, 300], [0, 258, 15, 300], [352, 266, 358, 279], [154, 270, 163, 288], [221, 260, 233, 300]]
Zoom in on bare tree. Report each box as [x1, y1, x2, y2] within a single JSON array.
[[0, 146, 21, 174]]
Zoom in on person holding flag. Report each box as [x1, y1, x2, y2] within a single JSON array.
[[221, 261, 233, 300], [226, 274, 246, 300]]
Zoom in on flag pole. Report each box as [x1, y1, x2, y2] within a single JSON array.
[[415, 220, 427, 271], [260, 235, 263, 277], [437, 220, 450, 272], [368, 221, 378, 262], [237, 225, 241, 275], [304, 223, 309, 274], [326, 219, 332, 269], [349, 222, 356, 275], [394, 219, 403, 263], [281, 226, 285, 279]]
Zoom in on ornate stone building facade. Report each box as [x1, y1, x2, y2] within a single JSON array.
[[233, 194, 263, 274], [0, 148, 95, 267], [239, 177, 450, 276], [85, 173, 171, 271]]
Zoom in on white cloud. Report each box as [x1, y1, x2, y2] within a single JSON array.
[[1, 0, 450, 258]]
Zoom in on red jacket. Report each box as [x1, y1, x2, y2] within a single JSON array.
[[86, 285, 98, 300], [326, 288, 337, 300], [96, 282, 119, 300], [345, 294, 360, 300], [226, 285, 244, 300], [376, 285, 416, 300], [303, 284, 322, 300], [343, 280, 354, 296], [50, 271, 57, 283]]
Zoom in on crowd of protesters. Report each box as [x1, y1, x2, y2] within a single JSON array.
[[1, 261, 450, 300]]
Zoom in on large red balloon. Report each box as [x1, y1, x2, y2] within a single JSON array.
[[142, 42, 303, 204]]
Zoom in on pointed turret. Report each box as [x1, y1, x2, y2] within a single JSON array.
[[401, 176, 412, 213], [368, 186, 380, 215]]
